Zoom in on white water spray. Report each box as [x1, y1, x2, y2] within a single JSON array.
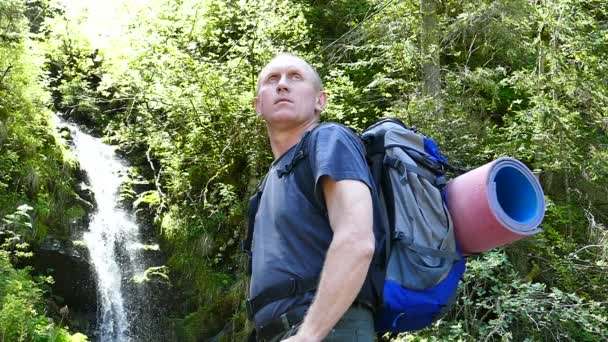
[[57, 117, 148, 341]]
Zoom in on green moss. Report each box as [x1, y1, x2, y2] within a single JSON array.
[[67, 333, 89, 341], [133, 190, 160, 209], [141, 244, 160, 251], [60, 130, 72, 140], [65, 205, 86, 221], [72, 240, 87, 249], [174, 311, 205, 342], [118, 182, 136, 204], [132, 266, 170, 285]]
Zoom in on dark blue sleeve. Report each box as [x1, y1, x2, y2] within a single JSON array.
[[308, 123, 374, 207]]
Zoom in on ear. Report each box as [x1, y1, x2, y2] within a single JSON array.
[[253, 96, 261, 116], [314, 90, 327, 115]]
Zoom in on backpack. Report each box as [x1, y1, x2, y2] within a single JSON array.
[[362, 118, 466, 333], [242, 118, 466, 334]]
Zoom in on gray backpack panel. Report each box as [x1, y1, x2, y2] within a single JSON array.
[[362, 121, 459, 291]]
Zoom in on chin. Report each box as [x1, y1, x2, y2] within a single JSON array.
[[263, 108, 317, 128], [264, 111, 299, 125]]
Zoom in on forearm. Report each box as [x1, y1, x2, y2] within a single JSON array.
[[296, 231, 374, 341], [285, 178, 375, 342]]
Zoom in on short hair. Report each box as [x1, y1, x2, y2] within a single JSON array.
[[256, 53, 323, 94]]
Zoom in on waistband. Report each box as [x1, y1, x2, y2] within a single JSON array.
[[256, 302, 373, 342]]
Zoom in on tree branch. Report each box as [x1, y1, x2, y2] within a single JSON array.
[[569, 244, 606, 257], [146, 147, 166, 211], [0, 65, 12, 85]]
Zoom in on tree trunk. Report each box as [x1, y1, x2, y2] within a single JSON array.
[[420, 0, 441, 102]]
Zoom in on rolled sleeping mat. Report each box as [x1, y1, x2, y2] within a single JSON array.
[[446, 157, 545, 255]]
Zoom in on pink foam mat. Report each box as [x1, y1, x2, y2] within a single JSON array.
[[446, 157, 545, 255]]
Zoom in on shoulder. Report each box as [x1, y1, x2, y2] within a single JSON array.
[[306, 122, 367, 165], [309, 122, 361, 146], [315, 121, 357, 135]]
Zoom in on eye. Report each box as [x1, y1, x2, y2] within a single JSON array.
[[266, 73, 279, 82], [291, 73, 302, 80]]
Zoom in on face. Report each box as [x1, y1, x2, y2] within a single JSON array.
[[254, 55, 326, 130]]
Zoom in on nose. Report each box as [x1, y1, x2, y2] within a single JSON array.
[[276, 74, 289, 92]]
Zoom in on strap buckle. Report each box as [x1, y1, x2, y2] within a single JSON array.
[[246, 299, 255, 321], [289, 278, 300, 295], [241, 240, 252, 256]]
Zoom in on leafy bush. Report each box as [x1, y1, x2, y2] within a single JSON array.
[[399, 251, 608, 341], [0, 207, 86, 341], [38, 0, 608, 340]]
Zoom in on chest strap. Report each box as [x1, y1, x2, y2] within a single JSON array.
[[247, 276, 319, 320]]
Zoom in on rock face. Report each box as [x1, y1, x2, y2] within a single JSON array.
[[112, 158, 175, 340], [31, 236, 97, 336], [126, 265, 174, 341], [75, 182, 96, 210], [118, 170, 160, 240]]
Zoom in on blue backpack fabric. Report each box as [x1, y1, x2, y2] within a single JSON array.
[[242, 118, 466, 334], [361, 118, 466, 333]]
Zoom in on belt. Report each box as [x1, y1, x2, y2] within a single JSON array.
[[256, 302, 373, 341], [257, 306, 308, 341]]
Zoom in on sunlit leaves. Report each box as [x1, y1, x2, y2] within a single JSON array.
[[36, 0, 608, 340]]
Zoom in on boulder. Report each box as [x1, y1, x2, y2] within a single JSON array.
[[58, 126, 73, 144], [31, 236, 97, 336]]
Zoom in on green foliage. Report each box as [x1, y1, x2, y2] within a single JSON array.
[[1, 204, 34, 260], [0, 250, 87, 342], [0, 1, 87, 339], [0, 208, 86, 341], [42, 17, 107, 131], [37, 0, 608, 340], [394, 252, 607, 341], [0, 0, 82, 242]]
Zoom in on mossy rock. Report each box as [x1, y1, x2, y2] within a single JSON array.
[[131, 179, 155, 194], [118, 168, 156, 210], [133, 190, 160, 209], [71, 239, 89, 255], [132, 265, 171, 285], [66, 204, 87, 221], [118, 182, 137, 208], [64, 204, 91, 236], [173, 287, 243, 341], [75, 182, 95, 210], [59, 127, 73, 141]]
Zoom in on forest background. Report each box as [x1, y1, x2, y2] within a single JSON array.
[[1, 0, 607, 341]]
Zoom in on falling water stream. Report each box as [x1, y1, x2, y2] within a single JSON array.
[[56, 116, 160, 341]]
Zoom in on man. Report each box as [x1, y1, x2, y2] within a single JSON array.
[[249, 53, 385, 341]]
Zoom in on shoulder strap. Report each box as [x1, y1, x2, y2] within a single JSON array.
[[246, 123, 386, 320], [278, 124, 327, 214], [363, 132, 393, 268], [276, 128, 314, 178], [241, 124, 322, 274], [242, 175, 267, 275]]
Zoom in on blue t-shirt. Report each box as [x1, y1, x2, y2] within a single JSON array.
[[249, 123, 385, 328]]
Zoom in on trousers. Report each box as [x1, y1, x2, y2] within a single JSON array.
[[266, 305, 375, 342]]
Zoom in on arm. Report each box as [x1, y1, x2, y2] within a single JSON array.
[[284, 177, 375, 341]]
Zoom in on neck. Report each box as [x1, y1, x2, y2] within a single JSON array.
[[267, 120, 319, 159]]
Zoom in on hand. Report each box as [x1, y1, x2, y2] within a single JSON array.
[[281, 335, 318, 342], [281, 330, 320, 342]]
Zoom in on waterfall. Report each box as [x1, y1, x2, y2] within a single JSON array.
[[56, 116, 161, 341]]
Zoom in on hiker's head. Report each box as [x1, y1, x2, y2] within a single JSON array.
[[254, 53, 326, 128]]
